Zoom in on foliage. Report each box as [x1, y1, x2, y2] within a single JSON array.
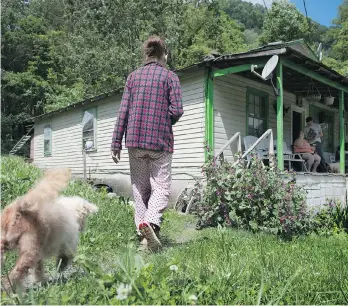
[[322, 56, 348, 77], [177, 2, 247, 67], [192, 153, 311, 238], [331, 21, 348, 62], [220, 0, 266, 30], [311, 199, 348, 235], [259, 1, 310, 45], [243, 29, 260, 49], [322, 0, 348, 76]]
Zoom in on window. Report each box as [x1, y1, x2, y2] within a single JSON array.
[[309, 105, 334, 152], [44, 125, 52, 156], [246, 89, 268, 137], [82, 107, 97, 151]]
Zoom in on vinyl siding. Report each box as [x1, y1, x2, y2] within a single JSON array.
[[33, 69, 205, 199]]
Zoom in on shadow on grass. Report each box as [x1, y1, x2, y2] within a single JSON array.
[[160, 233, 210, 250]]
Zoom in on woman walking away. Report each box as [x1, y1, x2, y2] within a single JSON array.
[[111, 36, 184, 252], [294, 131, 321, 172]]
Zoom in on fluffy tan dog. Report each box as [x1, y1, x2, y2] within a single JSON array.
[[0, 169, 98, 291]]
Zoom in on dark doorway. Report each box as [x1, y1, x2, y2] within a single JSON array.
[[292, 111, 302, 145]]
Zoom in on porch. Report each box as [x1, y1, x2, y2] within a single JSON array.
[[204, 40, 348, 174]]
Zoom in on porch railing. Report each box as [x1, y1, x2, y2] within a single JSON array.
[[214, 129, 275, 168], [215, 132, 242, 163], [233, 129, 275, 168]]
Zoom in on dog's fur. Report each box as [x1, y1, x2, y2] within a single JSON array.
[[328, 162, 340, 173], [0, 169, 98, 291]]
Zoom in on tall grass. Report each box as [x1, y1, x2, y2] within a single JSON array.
[[1, 156, 347, 305]]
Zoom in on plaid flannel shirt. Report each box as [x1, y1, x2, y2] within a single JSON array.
[[111, 62, 183, 153]]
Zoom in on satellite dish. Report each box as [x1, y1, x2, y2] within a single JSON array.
[[251, 55, 279, 96], [317, 43, 323, 61], [262, 55, 279, 80]]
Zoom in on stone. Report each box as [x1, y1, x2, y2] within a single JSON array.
[[107, 192, 117, 198]]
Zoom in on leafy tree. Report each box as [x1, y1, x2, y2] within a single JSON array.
[[178, 2, 247, 67], [220, 0, 266, 30], [259, 0, 310, 45], [322, 0, 348, 76], [322, 57, 348, 77], [244, 29, 260, 49], [331, 21, 348, 62], [330, 0, 348, 62]]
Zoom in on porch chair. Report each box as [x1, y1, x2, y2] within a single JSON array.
[[274, 140, 308, 172], [288, 144, 309, 172], [243, 135, 269, 167]]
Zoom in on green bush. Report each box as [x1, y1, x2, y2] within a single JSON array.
[[312, 199, 348, 235], [192, 153, 311, 238]]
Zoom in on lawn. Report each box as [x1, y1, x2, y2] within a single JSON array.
[[1, 156, 348, 305]]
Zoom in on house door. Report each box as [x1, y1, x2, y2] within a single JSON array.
[[292, 111, 302, 144]]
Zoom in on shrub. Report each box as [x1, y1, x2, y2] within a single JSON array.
[[192, 153, 311, 238], [311, 199, 348, 235]]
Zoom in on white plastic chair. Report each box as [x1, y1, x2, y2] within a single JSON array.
[[243, 135, 269, 165]]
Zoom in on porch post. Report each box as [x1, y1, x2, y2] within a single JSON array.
[[339, 90, 345, 174], [205, 68, 214, 159], [276, 63, 284, 170]]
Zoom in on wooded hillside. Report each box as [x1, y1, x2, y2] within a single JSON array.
[[1, 0, 347, 153]]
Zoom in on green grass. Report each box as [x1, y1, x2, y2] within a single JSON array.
[[1, 156, 348, 305]]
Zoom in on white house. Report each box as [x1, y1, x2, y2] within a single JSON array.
[[27, 40, 348, 206]]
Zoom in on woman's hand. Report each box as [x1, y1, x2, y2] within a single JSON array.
[[111, 150, 121, 164]]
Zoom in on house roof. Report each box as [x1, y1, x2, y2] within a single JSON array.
[[220, 39, 319, 62], [32, 39, 348, 122], [32, 89, 122, 121]]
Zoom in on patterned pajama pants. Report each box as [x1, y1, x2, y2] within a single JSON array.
[[128, 148, 173, 230]]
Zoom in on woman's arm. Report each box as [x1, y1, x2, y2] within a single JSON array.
[[111, 75, 132, 151], [168, 72, 183, 125]]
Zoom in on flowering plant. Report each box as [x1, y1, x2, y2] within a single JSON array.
[[192, 146, 311, 238]]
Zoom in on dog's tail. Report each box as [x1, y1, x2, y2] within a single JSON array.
[[81, 198, 99, 215], [19, 168, 71, 213], [70, 197, 98, 232]]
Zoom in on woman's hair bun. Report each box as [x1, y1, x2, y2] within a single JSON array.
[[143, 36, 166, 61]]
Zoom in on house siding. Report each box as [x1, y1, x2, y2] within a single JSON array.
[[33, 69, 205, 202], [32, 67, 345, 206], [213, 73, 341, 162]]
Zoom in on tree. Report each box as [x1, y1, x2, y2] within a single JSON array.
[[178, 2, 247, 67], [330, 0, 348, 62], [259, 0, 310, 45], [220, 0, 266, 30], [322, 0, 348, 76]]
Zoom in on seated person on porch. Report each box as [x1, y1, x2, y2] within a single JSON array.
[[304, 116, 327, 171], [293, 131, 321, 172]]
